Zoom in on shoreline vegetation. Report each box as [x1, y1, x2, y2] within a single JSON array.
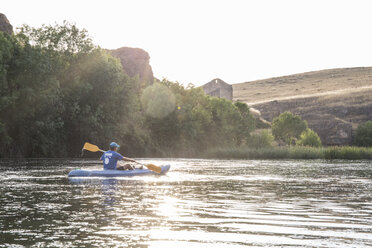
[[205, 146, 372, 160], [1, 146, 372, 160]]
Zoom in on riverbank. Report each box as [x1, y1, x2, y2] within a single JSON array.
[[205, 146, 372, 160]]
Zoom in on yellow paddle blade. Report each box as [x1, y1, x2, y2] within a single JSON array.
[[82, 142, 103, 152], [145, 164, 162, 174]]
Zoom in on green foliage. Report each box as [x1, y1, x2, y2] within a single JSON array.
[[0, 22, 257, 158], [205, 146, 372, 160], [272, 112, 308, 145], [247, 130, 274, 148], [297, 129, 322, 147], [234, 101, 256, 145], [17, 21, 94, 54], [256, 118, 271, 129], [0, 22, 142, 157], [0, 27, 66, 156], [0, 33, 15, 151], [0, 32, 14, 85], [60, 50, 140, 155], [143, 79, 256, 156], [354, 121, 372, 147], [324, 146, 372, 160], [205, 146, 324, 159]]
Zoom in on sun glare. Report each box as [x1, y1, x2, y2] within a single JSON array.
[[157, 196, 180, 218]]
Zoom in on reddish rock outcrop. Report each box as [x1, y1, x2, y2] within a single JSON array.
[[0, 13, 13, 35], [109, 47, 153, 86]]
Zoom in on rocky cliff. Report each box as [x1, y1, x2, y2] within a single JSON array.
[[233, 67, 372, 146], [109, 47, 154, 86], [0, 13, 13, 35]]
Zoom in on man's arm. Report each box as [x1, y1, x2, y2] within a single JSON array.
[[122, 156, 136, 163]]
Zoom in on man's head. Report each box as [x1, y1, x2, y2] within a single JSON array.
[[109, 142, 120, 151]]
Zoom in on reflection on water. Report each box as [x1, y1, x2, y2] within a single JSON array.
[[0, 159, 372, 247]]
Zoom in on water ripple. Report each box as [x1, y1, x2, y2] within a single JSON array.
[[0, 159, 372, 247]]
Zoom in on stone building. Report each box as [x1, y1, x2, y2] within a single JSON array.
[[202, 78, 233, 100]]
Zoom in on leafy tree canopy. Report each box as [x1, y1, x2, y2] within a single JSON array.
[[272, 112, 308, 145], [297, 128, 322, 147], [0, 22, 257, 158], [17, 21, 95, 54], [354, 121, 372, 147]]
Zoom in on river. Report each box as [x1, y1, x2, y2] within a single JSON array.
[[0, 159, 372, 247]]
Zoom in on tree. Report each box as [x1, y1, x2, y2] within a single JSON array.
[[0, 32, 16, 154], [0, 28, 65, 156], [0, 22, 142, 157], [60, 50, 140, 155], [234, 101, 256, 145], [142, 79, 256, 156], [271, 112, 308, 145], [297, 129, 322, 147], [0, 21, 259, 158], [354, 121, 372, 147], [17, 21, 94, 54]]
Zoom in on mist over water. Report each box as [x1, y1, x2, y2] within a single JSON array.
[[0, 159, 372, 247]]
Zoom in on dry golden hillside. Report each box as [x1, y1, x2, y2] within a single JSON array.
[[233, 67, 372, 105], [232, 67, 372, 145]]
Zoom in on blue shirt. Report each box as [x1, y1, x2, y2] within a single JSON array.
[[100, 150, 124, 170]]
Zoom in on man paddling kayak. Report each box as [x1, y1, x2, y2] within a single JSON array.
[[100, 142, 141, 170]]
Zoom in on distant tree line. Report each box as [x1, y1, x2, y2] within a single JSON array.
[[0, 22, 256, 158]]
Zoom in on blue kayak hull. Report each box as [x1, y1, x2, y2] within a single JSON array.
[[68, 165, 170, 177]]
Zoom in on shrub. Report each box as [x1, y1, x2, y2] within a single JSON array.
[[355, 121, 372, 147], [272, 112, 308, 145], [297, 129, 322, 147], [247, 130, 274, 148]]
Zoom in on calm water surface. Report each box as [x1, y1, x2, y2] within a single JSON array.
[[0, 159, 372, 247]]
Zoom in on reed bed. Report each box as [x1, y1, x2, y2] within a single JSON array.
[[205, 146, 372, 160]]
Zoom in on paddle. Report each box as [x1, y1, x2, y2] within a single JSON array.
[[82, 142, 105, 152], [133, 162, 162, 174], [81, 142, 162, 173]]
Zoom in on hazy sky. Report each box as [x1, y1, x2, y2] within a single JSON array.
[[3, 0, 372, 86]]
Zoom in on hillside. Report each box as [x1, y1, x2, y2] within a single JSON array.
[[233, 67, 372, 145]]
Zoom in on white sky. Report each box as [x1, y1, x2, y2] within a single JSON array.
[[2, 0, 372, 86]]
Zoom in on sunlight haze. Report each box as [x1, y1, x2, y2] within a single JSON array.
[[3, 0, 372, 86]]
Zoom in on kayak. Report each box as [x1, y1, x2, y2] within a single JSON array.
[[68, 165, 170, 177]]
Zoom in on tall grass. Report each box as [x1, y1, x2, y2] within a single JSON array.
[[324, 146, 372, 160], [204, 146, 372, 160]]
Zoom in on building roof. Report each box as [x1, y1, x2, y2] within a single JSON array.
[[203, 78, 230, 87]]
